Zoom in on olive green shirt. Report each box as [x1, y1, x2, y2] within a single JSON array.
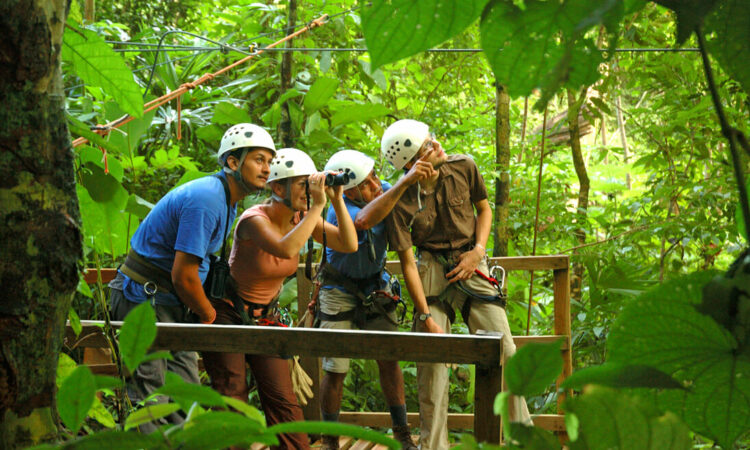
[[386, 154, 488, 252]]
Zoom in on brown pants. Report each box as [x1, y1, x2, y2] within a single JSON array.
[[203, 298, 309, 449]]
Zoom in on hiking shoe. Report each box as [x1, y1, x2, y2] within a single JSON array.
[[321, 434, 339, 450], [392, 425, 418, 450]]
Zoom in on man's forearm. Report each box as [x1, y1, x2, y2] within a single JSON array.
[[355, 178, 411, 230], [474, 200, 492, 249]]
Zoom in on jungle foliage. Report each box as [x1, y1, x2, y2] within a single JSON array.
[[52, 0, 750, 448]]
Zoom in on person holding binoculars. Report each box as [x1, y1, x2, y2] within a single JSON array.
[[202, 147, 358, 450]]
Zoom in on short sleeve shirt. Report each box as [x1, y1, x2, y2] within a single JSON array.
[[386, 154, 487, 252], [121, 172, 236, 306], [324, 181, 392, 294]]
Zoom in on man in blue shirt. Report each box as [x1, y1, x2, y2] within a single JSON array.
[[109, 123, 276, 432], [318, 150, 434, 450]]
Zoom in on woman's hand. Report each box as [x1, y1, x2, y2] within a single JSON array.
[[307, 172, 327, 208], [324, 171, 345, 200]]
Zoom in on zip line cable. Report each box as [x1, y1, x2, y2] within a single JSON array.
[[71, 13, 330, 148]]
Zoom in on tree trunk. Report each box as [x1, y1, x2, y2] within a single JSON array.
[[278, 0, 297, 148], [567, 89, 590, 304], [493, 84, 511, 257], [0, 1, 81, 447], [517, 96, 528, 163]]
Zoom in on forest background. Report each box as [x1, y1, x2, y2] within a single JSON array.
[[2, 0, 749, 448]]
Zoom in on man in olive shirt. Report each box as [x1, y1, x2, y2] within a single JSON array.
[[382, 119, 530, 449]]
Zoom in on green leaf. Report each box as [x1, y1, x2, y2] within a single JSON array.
[[94, 375, 122, 390], [88, 397, 117, 429], [81, 162, 127, 204], [124, 402, 182, 430], [68, 307, 82, 337], [56, 353, 78, 388], [67, 117, 125, 156], [212, 102, 252, 125], [78, 145, 124, 181], [62, 21, 143, 118], [565, 386, 691, 450], [653, 0, 720, 44], [493, 391, 513, 441], [57, 366, 96, 434], [504, 338, 563, 397], [77, 274, 93, 299], [480, 0, 622, 109], [103, 101, 157, 156], [57, 430, 160, 449], [169, 411, 272, 449], [174, 170, 213, 189], [330, 104, 391, 128], [562, 363, 684, 390], [76, 185, 134, 259], [119, 302, 157, 372], [509, 423, 559, 450], [139, 350, 173, 364], [607, 271, 750, 448], [362, 0, 489, 70], [222, 396, 266, 425], [154, 372, 226, 409], [266, 421, 400, 449], [303, 77, 339, 113], [125, 194, 154, 219], [705, 0, 750, 97]]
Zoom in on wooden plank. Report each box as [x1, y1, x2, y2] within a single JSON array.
[[296, 267, 322, 422], [474, 364, 503, 444], [339, 412, 566, 432], [68, 321, 503, 366], [83, 268, 118, 284], [553, 267, 572, 410], [349, 439, 375, 450]]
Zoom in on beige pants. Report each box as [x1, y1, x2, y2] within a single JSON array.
[[415, 250, 531, 450]]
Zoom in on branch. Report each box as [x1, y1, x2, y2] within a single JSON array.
[[696, 26, 750, 244]]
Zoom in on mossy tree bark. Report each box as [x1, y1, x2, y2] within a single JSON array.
[[493, 84, 511, 257], [278, 0, 297, 148], [0, 1, 81, 447], [567, 88, 589, 304]]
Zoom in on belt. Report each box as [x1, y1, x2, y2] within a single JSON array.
[[119, 249, 175, 295]]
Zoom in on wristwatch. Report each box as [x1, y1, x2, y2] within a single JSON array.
[[417, 312, 432, 321]]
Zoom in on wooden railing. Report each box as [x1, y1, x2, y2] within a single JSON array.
[[78, 254, 571, 442]]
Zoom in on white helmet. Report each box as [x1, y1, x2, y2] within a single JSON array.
[[381, 119, 430, 170], [324, 150, 375, 190], [217, 123, 276, 164], [267, 148, 317, 183]]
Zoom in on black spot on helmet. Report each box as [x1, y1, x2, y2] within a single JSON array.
[[245, 131, 253, 138], [285, 161, 294, 168], [404, 139, 411, 147]]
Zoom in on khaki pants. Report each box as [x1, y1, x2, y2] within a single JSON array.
[[415, 250, 531, 450]]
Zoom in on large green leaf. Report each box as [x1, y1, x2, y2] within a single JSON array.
[[169, 411, 273, 450], [303, 77, 339, 113], [81, 162, 127, 204], [119, 302, 158, 372], [330, 104, 391, 128], [480, 0, 623, 109], [705, 0, 750, 100], [266, 421, 400, 449], [504, 338, 563, 397], [607, 271, 750, 448], [62, 21, 143, 118], [212, 102, 252, 125], [104, 101, 157, 156], [155, 372, 226, 409], [76, 185, 134, 259], [361, 0, 489, 70], [222, 397, 266, 425], [57, 366, 96, 434], [124, 403, 182, 430], [57, 430, 160, 449], [562, 363, 684, 390], [565, 386, 691, 450]]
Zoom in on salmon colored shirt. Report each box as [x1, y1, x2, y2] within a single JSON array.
[[229, 205, 300, 304]]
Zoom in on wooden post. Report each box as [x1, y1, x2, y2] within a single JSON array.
[[553, 264, 572, 410], [474, 331, 503, 444], [296, 267, 322, 421]]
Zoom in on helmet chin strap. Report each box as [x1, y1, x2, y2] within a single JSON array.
[[224, 149, 254, 194], [349, 185, 368, 208], [271, 178, 299, 212]]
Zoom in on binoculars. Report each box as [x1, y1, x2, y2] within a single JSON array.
[[324, 172, 351, 186]]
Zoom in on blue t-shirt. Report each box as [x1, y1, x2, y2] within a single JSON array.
[[323, 181, 392, 295], [121, 172, 237, 305]]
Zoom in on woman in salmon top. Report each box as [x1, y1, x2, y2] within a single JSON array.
[[203, 148, 357, 449]]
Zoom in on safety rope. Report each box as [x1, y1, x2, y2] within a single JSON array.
[[72, 13, 330, 148], [526, 106, 548, 335]]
